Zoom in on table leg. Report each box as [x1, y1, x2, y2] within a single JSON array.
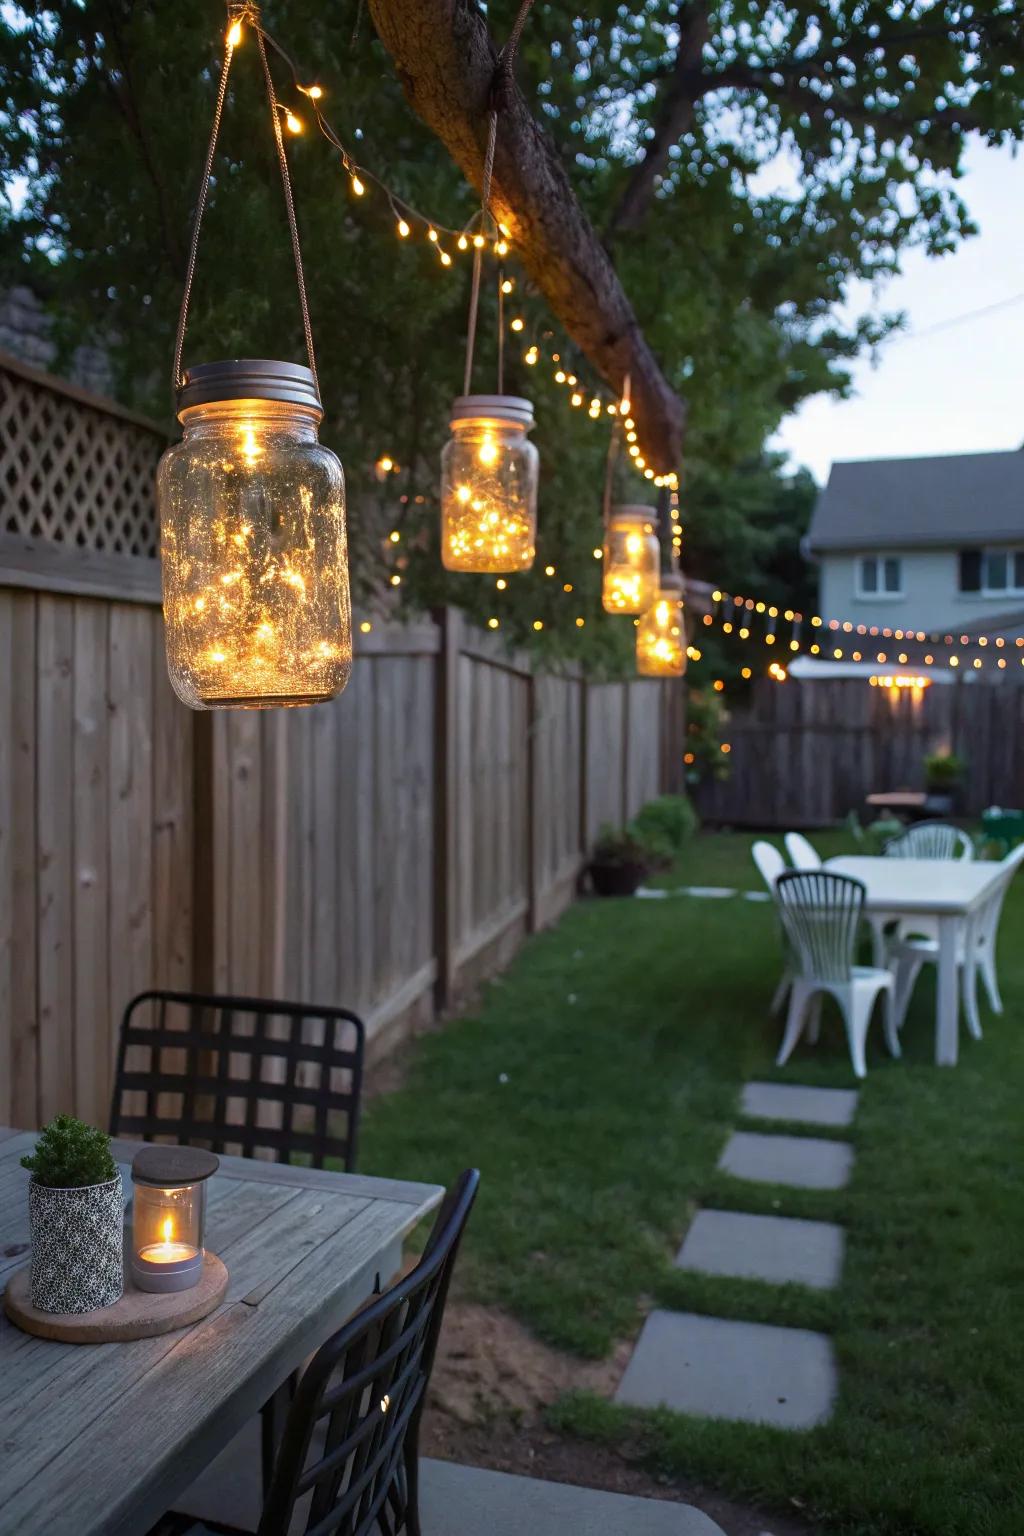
[[935, 913, 961, 1067]]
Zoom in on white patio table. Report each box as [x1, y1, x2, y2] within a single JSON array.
[[0, 1128, 442, 1536], [825, 855, 1005, 1067]]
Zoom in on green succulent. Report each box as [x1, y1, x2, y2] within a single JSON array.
[[21, 1114, 119, 1189]]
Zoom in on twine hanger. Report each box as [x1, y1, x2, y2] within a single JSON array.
[[462, 0, 537, 397], [172, 2, 319, 398]]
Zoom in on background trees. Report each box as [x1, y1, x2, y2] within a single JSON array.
[[1, 0, 1020, 669]]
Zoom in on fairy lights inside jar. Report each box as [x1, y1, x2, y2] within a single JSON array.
[[157, 359, 352, 710], [636, 572, 687, 677], [602, 506, 660, 615], [440, 395, 538, 572]]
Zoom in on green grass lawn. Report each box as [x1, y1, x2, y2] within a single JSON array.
[[362, 830, 1024, 1536]]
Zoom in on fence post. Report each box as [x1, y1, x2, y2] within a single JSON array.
[[620, 681, 631, 825], [579, 675, 590, 858], [190, 712, 216, 995], [433, 607, 461, 1008]]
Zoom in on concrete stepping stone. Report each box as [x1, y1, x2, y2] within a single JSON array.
[[718, 1130, 853, 1190], [742, 1081, 858, 1128], [616, 1310, 836, 1429], [420, 1458, 727, 1534], [676, 1209, 845, 1290]]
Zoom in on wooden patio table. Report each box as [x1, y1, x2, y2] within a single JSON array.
[[825, 855, 1006, 1067], [0, 1127, 443, 1536]]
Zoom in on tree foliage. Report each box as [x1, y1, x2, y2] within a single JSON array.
[[0, 0, 1020, 670]]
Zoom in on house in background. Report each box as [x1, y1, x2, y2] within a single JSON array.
[[805, 446, 1024, 638]]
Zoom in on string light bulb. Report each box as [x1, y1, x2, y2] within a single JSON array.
[[350, 174, 365, 196], [397, 218, 410, 238], [285, 111, 303, 135], [226, 18, 243, 47]]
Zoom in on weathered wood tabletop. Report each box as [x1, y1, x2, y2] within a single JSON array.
[[0, 1127, 443, 1536]]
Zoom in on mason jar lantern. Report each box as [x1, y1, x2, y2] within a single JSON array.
[[131, 1146, 219, 1294], [440, 395, 538, 572], [636, 572, 687, 677], [602, 505, 660, 615], [156, 359, 352, 710]]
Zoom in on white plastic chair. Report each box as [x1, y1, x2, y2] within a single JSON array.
[[752, 841, 790, 1014], [892, 842, 1024, 1038], [784, 831, 822, 870], [884, 821, 974, 861], [884, 821, 975, 947], [774, 870, 899, 1079]]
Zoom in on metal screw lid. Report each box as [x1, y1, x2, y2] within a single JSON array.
[[177, 359, 323, 417], [609, 504, 658, 524], [450, 394, 534, 429]]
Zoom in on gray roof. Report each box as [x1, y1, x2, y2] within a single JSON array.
[[808, 447, 1024, 552]]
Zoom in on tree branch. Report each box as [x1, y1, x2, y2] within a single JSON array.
[[365, 0, 686, 474], [609, 0, 711, 235], [609, 15, 1007, 232]]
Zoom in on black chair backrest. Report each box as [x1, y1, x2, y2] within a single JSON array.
[[110, 989, 365, 1172], [259, 1168, 480, 1536]]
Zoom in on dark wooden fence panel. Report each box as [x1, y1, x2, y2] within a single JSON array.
[[699, 676, 1024, 828]]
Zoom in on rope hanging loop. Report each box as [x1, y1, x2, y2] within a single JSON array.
[[172, 0, 318, 399], [461, 0, 536, 395]]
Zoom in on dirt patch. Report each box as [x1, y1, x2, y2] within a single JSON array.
[[422, 1299, 818, 1536]]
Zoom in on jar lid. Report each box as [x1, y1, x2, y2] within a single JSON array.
[[177, 359, 323, 417], [609, 504, 658, 525], [450, 394, 534, 429], [131, 1145, 220, 1187]]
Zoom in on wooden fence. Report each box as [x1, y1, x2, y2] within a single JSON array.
[[698, 674, 1024, 828], [0, 349, 678, 1131]]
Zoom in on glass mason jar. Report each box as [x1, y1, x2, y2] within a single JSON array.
[[602, 506, 660, 614], [440, 395, 538, 572], [157, 359, 352, 710], [636, 572, 687, 677]]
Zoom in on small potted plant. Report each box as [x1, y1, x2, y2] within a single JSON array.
[[21, 1114, 123, 1313], [587, 824, 652, 897], [924, 750, 965, 815]]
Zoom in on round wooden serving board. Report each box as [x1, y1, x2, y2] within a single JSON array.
[[3, 1253, 228, 1343]]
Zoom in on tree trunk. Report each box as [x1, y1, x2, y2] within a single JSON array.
[[366, 0, 686, 475]]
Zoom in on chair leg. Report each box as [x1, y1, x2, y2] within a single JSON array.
[[837, 987, 872, 1079], [961, 955, 983, 1041], [980, 947, 1003, 1015], [776, 981, 812, 1067], [881, 984, 901, 1058], [893, 952, 925, 1030], [770, 969, 791, 1016], [403, 1440, 422, 1536], [805, 993, 823, 1044]]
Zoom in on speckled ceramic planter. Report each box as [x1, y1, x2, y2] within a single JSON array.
[[29, 1174, 124, 1313]]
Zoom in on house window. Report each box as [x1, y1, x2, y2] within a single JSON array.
[[959, 548, 1024, 595], [858, 555, 902, 598]]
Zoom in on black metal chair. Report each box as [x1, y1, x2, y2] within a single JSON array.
[[156, 1168, 479, 1536], [110, 989, 366, 1173]]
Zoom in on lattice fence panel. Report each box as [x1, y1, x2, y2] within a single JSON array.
[[0, 362, 166, 557]]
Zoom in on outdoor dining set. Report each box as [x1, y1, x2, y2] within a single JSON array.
[[752, 821, 1024, 1077], [0, 990, 478, 1536]]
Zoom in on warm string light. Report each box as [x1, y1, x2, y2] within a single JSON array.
[[246, 13, 514, 261], [713, 584, 1019, 655]]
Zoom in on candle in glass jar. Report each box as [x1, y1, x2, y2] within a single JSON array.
[[131, 1146, 219, 1294]]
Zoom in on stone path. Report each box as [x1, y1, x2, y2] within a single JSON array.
[[617, 1080, 858, 1431]]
